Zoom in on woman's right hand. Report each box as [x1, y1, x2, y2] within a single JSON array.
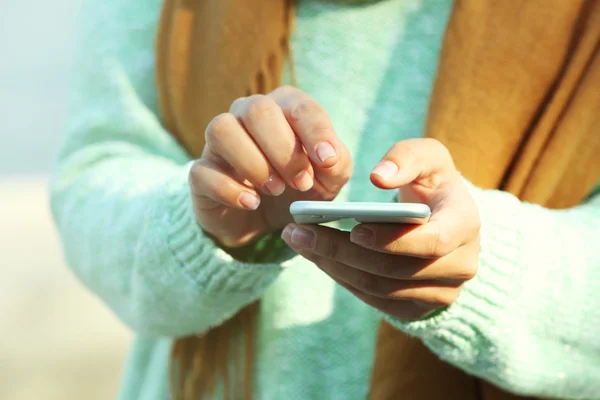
[[189, 86, 353, 248]]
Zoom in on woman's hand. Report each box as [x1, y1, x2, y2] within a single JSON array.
[[281, 139, 480, 320], [189, 86, 352, 248]]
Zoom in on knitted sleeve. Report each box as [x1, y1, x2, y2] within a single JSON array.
[[50, 0, 293, 337], [389, 182, 600, 399]]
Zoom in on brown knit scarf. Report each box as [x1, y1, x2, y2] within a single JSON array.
[[156, 0, 600, 399]]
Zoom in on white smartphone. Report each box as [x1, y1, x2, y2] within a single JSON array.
[[289, 201, 431, 225]]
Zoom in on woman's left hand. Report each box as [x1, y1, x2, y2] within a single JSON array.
[[281, 138, 481, 320]]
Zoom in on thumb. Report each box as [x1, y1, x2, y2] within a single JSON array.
[[370, 138, 458, 196], [368, 139, 478, 251]]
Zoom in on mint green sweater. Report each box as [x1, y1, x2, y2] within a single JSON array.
[[51, 0, 600, 399]]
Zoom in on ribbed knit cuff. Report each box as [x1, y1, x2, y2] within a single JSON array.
[[163, 165, 291, 295], [386, 180, 526, 373]]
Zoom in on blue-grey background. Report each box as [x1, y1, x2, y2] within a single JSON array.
[[0, 1, 130, 398]]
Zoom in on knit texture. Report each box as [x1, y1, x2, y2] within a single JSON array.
[[50, 0, 600, 399]]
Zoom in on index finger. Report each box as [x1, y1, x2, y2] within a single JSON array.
[[269, 86, 347, 170]]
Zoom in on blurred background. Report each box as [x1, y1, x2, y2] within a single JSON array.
[[0, 1, 131, 399]]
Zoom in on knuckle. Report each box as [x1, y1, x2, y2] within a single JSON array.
[[471, 214, 482, 236], [391, 141, 419, 164], [290, 99, 322, 123], [229, 96, 247, 113], [320, 180, 345, 199], [243, 96, 280, 123], [205, 113, 235, 145], [424, 137, 451, 158], [425, 291, 456, 308], [188, 159, 205, 183], [425, 137, 455, 170], [459, 266, 478, 281], [423, 137, 444, 151], [430, 226, 453, 258], [354, 274, 376, 294], [323, 236, 341, 259], [317, 188, 339, 202], [188, 159, 210, 194], [463, 198, 482, 239], [375, 256, 399, 278], [385, 237, 407, 256], [273, 85, 297, 96], [435, 295, 454, 308], [339, 163, 353, 184], [309, 120, 333, 138], [456, 260, 478, 281]]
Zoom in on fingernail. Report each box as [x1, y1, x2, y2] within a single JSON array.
[[291, 227, 316, 249], [372, 160, 399, 180], [239, 192, 260, 210], [264, 175, 285, 196], [293, 170, 314, 192], [316, 142, 337, 163], [350, 227, 375, 247], [281, 225, 294, 242]]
